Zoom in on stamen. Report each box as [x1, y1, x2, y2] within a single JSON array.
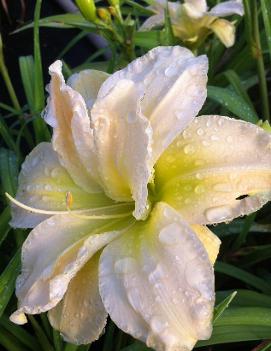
[[5, 192, 133, 219], [65, 191, 73, 209]]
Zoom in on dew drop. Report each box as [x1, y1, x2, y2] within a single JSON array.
[[183, 144, 195, 154], [174, 110, 183, 120], [210, 135, 219, 141], [127, 112, 136, 123], [164, 65, 178, 77], [194, 185, 205, 194], [114, 257, 137, 274], [150, 316, 168, 334], [197, 128, 204, 136], [205, 205, 233, 222], [159, 223, 181, 245]]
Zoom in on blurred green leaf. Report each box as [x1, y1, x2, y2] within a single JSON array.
[[0, 315, 39, 351], [29, 315, 54, 351], [19, 55, 35, 113], [0, 249, 21, 318], [0, 148, 18, 198], [207, 85, 259, 123], [216, 289, 271, 308], [197, 307, 271, 346], [213, 291, 237, 323], [0, 208, 11, 247], [215, 262, 271, 294], [261, 0, 271, 61]]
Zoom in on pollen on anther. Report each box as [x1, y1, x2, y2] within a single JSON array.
[[65, 191, 73, 209]]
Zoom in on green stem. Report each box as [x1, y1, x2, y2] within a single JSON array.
[[0, 37, 21, 112], [253, 2, 270, 121]]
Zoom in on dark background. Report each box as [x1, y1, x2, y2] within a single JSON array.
[[0, 2, 268, 351], [0, 0, 97, 106]]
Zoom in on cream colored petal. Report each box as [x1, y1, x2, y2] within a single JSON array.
[[10, 143, 112, 229], [184, 0, 208, 18], [97, 46, 208, 163], [139, 14, 165, 31], [10, 214, 125, 324], [44, 61, 100, 192], [156, 115, 271, 225], [209, 19, 235, 47], [67, 69, 109, 111], [91, 47, 207, 218], [209, 0, 244, 17], [99, 202, 214, 351], [191, 225, 221, 265], [91, 79, 152, 219], [49, 254, 107, 345]]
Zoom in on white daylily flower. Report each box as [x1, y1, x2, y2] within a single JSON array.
[[140, 0, 244, 47], [9, 46, 271, 351]]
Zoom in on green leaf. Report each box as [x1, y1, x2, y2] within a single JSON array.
[[216, 289, 271, 308], [29, 316, 54, 351], [0, 249, 21, 318], [13, 13, 96, 33], [0, 315, 39, 351], [19, 55, 35, 113], [134, 31, 162, 49], [124, 0, 154, 15], [197, 307, 271, 346], [0, 119, 18, 154], [261, 0, 271, 62], [207, 86, 259, 123], [215, 262, 271, 294], [213, 291, 237, 323], [33, 0, 50, 143], [0, 208, 11, 247], [223, 69, 256, 112], [121, 342, 150, 351], [0, 148, 18, 198], [0, 327, 29, 351]]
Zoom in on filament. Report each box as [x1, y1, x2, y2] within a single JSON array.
[[5, 192, 133, 219]]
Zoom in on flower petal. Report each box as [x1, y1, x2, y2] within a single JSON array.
[[10, 215, 125, 324], [209, 0, 244, 17], [92, 47, 208, 218], [91, 79, 153, 219], [67, 69, 109, 111], [208, 19, 235, 47], [191, 225, 221, 265], [139, 14, 165, 31], [10, 143, 112, 229], [99, 202, 214, 351], [184, 0, 208, 18], [156, 115, 271, 224], [48, 253, 107, 345], [44, 61, 100, 192], [97, 46, 208, 163]]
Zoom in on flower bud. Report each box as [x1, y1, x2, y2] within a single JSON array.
[[75, 0, 97, 22], [97, 8, 112, 23]]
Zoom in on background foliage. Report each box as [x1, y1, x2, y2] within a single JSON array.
[[0, 0, 271, 350]]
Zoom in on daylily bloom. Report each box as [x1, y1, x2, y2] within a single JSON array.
[[140, 0, 244, 48], [9, 46, 271, 351]]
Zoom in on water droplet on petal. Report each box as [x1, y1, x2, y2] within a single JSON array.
[[226, 135, 233, 143], [114, 257, 137, 274], [205, 205, 233, 222], [195, 185, 205, 194], [164, 65, 178, 77], [197, 128, 204, 136], [150, 316, 168, 334], [183, 144, 195, 154], [159, 223, 181, 245]]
